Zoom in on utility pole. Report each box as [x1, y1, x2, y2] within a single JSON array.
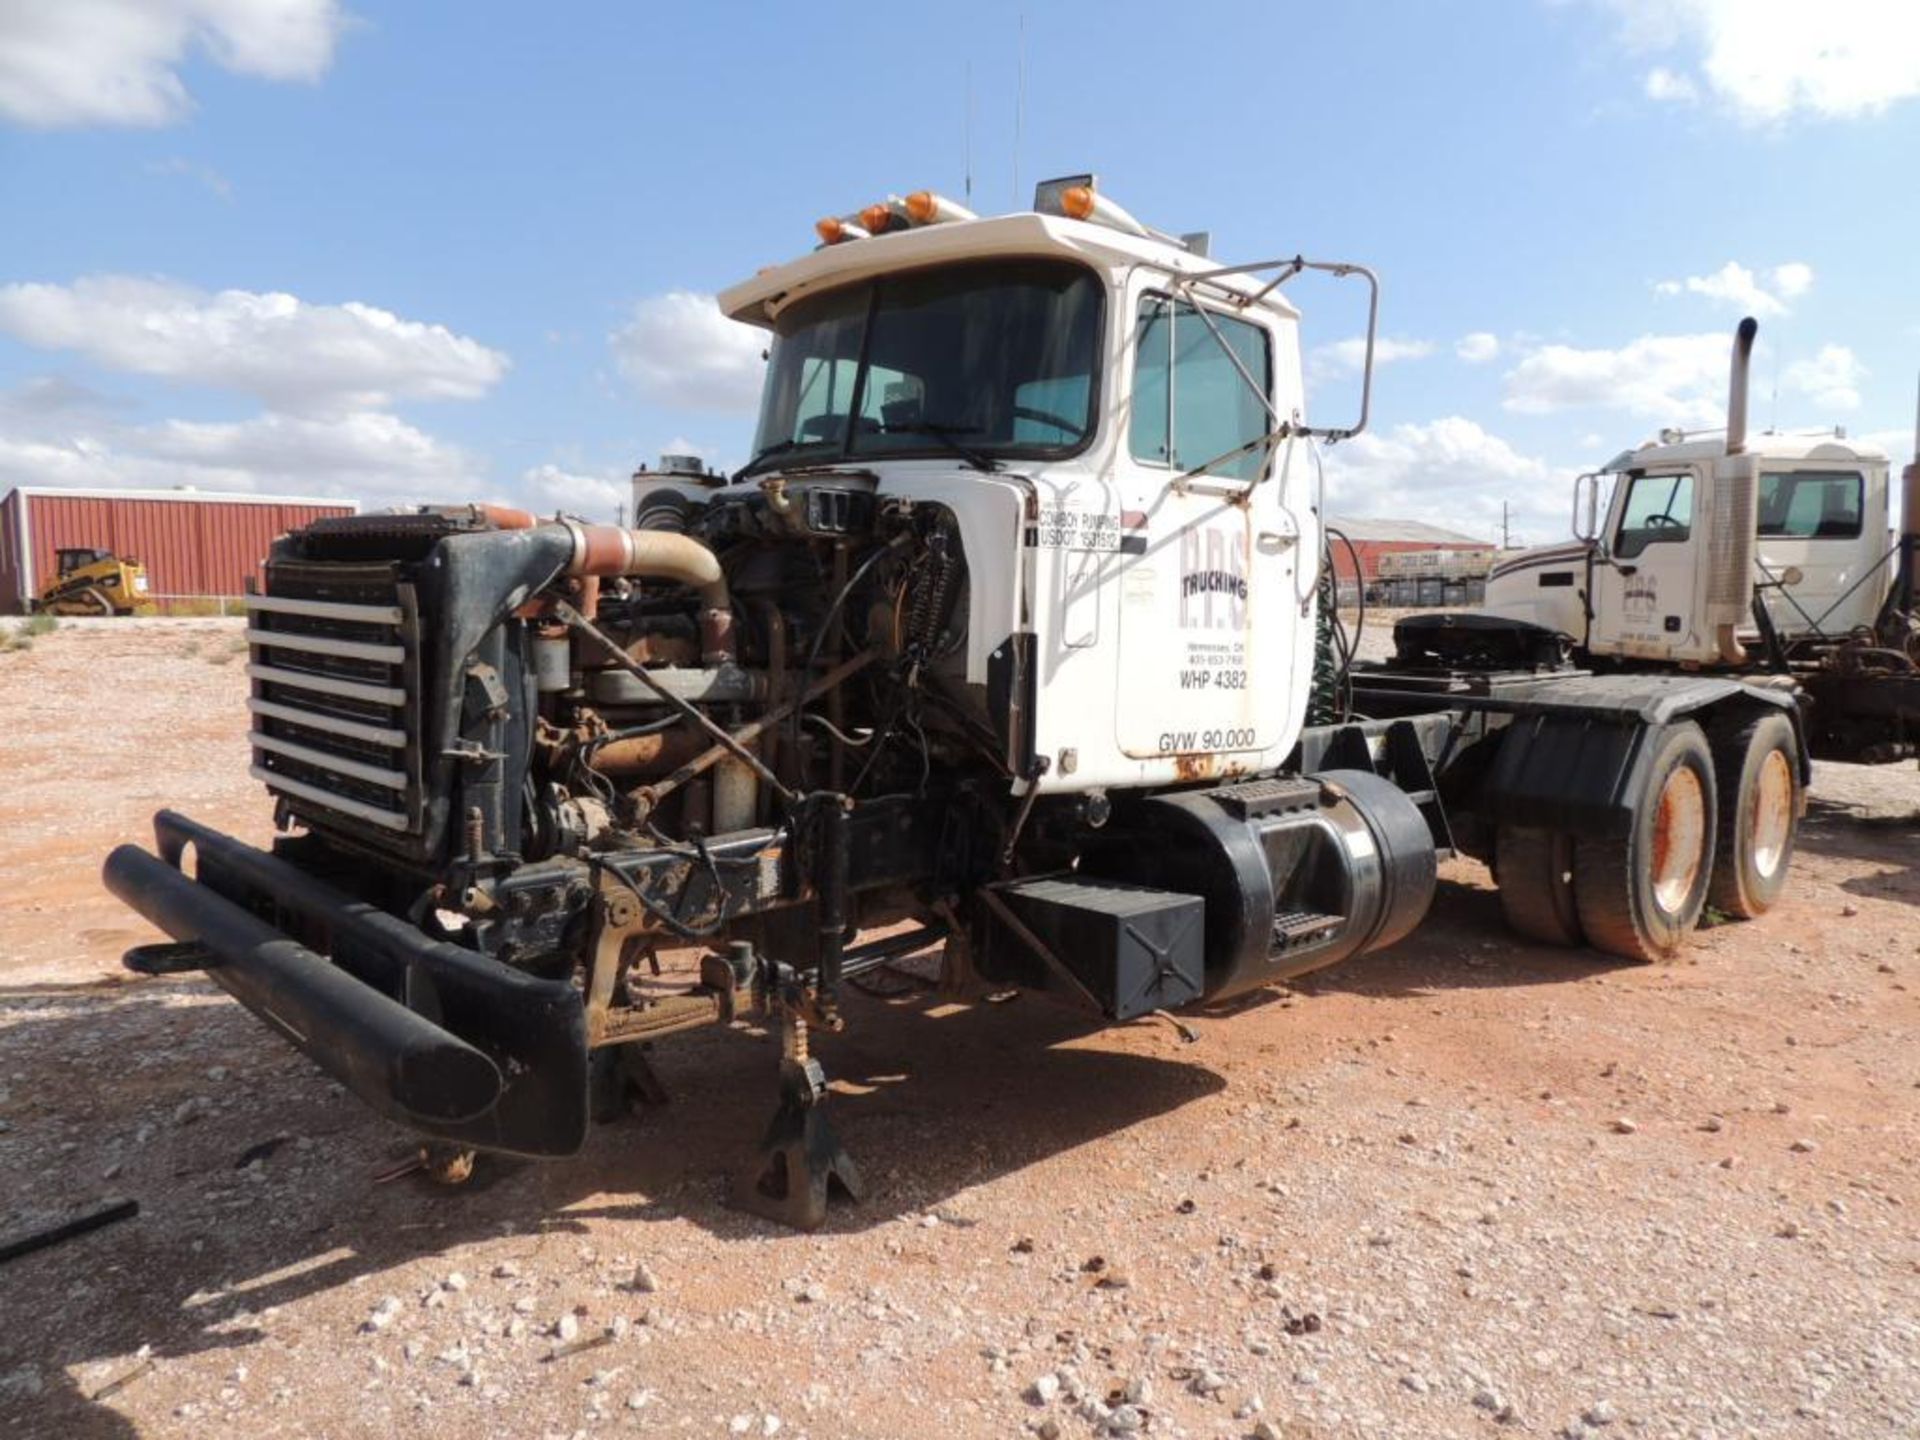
[[1500, 501, 1511, 550]]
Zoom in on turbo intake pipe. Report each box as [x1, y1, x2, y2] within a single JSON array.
[[473, 503, 734, 660]]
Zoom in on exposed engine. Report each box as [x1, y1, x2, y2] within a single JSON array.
[[243, 476, 1021, 990]]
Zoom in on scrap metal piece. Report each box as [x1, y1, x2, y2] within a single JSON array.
[[0, 1198, 139, 1267]]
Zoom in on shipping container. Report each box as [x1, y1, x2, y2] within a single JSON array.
[[0, 488, 356, 614]]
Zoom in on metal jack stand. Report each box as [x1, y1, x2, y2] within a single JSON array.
[[732, 974, 863, 1230]]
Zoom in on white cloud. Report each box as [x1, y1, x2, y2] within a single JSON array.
[[1596, 0, 1920, 123], [145, 154, 233, 200], [1321, 417, 1575, 544], [1643, 66, 1698, 103], [1504, 332, 1733, 425], [1771, 262, 1814, 300], [0, 0, 344, 128], [0, 275, 508, 412], [520, 463, 629, 522], [1651, 260, 1812, 317], [1309, 336, 1434, 385], [0, 395, 482, 504], [1455, 332, 1500, 364], [1781, 345, 1866, 411], [611, 292, 765, 413]]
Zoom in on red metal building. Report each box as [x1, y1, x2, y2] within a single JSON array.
[[0, 487, 357, 613]]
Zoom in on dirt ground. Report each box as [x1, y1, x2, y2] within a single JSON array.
[[2, 619, 1917, 1440]]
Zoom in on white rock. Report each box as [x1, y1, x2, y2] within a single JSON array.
[[362, 1296, 403, 1333], [555, 1314, 580, 1343], [1027, 1374, 1061, 1405], [631, 1262, 660, 1294], [1107, 1403, 1144, 1432], [1583, 1399, 1617, 1426], [443, 1272, 468, 1293]]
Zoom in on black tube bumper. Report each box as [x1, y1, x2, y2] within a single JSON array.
[[102, 811, 589, 1158]]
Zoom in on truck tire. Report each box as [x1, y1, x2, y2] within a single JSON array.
[[1706, 711, 1799, 919], [1494, 826, 1582, 946], [1573, 721, 1716, 962]]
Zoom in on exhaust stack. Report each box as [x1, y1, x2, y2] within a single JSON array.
[[1710, 318, 1761, 664], [1898, 373, 1920, 624], [1725, 316, 1758, 457]]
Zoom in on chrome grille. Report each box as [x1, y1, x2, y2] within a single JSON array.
[[248, 579, 423, 835]]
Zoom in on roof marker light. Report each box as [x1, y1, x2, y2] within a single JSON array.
[[864, 203, 913, 237], [815, 216, 871, 246], [903, 190, 977, 225], [1049, 181, 1152, 239]]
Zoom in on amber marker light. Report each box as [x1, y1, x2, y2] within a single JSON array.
[[905, 191, 938, 223], [1061, 185, 1097, 220], [859, 203, 892, 234]]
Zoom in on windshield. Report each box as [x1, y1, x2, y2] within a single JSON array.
[[746, 258, 1103, 472]]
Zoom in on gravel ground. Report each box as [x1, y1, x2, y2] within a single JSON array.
[[2, 620, 1917, 1440]]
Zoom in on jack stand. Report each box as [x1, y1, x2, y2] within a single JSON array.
[[732, 1002, 862, 1230]]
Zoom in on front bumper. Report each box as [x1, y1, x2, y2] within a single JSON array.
[[102, 811, 589, 1158]]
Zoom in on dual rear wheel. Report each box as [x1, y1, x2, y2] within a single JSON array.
[[1494, 711, 1799, 962]]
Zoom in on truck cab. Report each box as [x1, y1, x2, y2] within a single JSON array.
[[1484, 431, 1891, 665], [716, 187, 1367, 794]]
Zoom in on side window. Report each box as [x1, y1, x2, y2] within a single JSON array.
[[1613, 471, 1694, 559], [1757, 470, 1864, 539], [1129, 296, 1273, 482]]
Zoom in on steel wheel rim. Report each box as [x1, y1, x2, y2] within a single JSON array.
[[1650, 765, 1706, 914], [1750, 748, 1793, 879]]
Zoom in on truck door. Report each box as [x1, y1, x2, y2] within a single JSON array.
[[1589, 467, 1706, 660], [1115, 291, 1294, 767]]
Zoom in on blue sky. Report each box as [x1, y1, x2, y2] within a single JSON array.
[[0, 0, 1915, 545]]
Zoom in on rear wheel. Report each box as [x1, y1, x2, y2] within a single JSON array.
[[1706, 711, 1799, 919], [1494, 826, 1582, 946], [1573, 721, 1717, 962]]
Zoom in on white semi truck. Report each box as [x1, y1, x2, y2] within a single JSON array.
[[105, 179, 1815, 1227]]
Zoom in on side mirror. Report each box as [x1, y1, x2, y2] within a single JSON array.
[[1571, 472, 1602, 542]]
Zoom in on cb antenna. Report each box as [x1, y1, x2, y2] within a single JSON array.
[[1012, 13, 1025, 208], [964, 60, 973, 201]]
